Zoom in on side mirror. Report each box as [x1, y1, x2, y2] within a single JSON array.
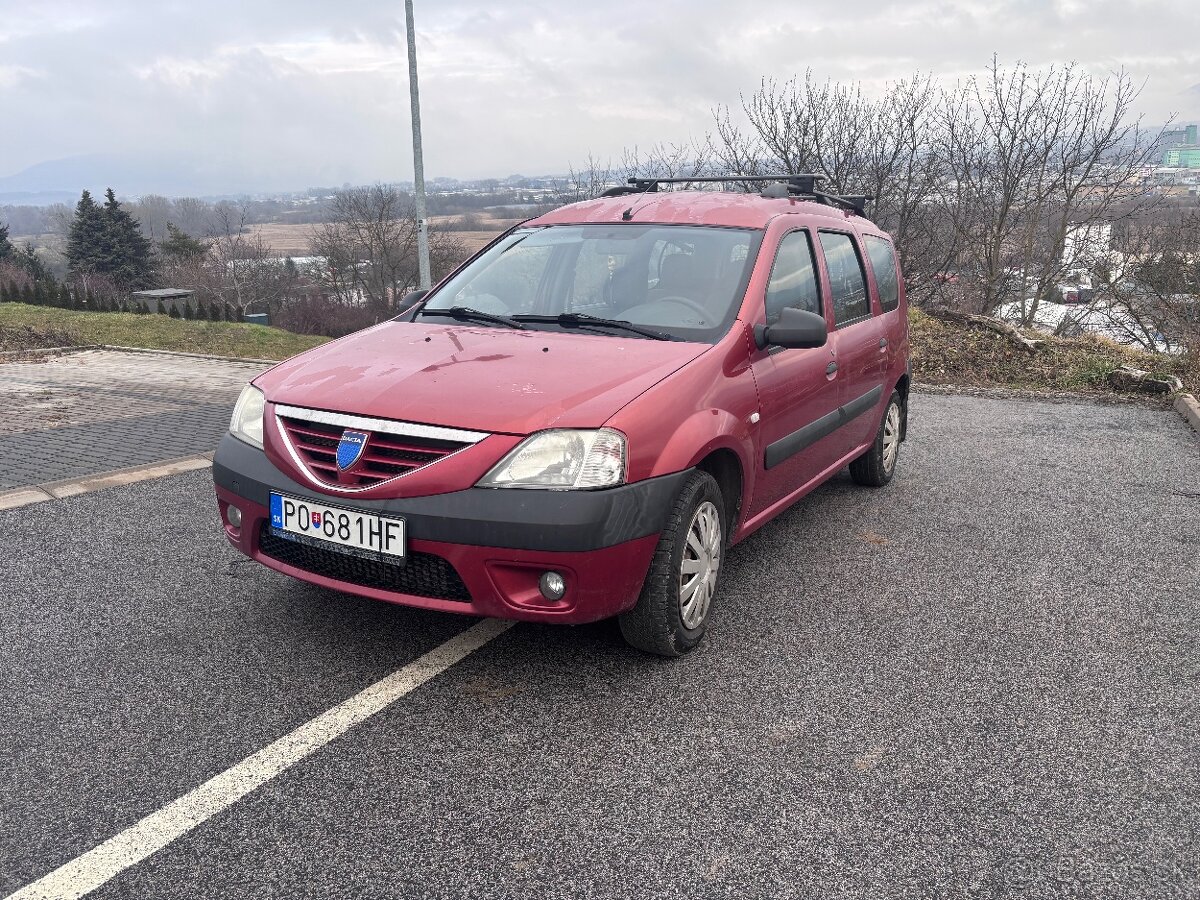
[[753, 307, 828, 350], [397, 289, 429, 313]]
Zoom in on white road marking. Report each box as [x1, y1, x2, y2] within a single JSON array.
[[5, 618, 514, 900]]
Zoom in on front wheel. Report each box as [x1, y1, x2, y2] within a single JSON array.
[[619, 470, 725, 657], [849, 390, 903, 487]]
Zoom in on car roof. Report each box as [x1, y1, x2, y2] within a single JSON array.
[[525, 190, 890, 237]]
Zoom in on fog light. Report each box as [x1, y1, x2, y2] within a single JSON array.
[[538, 571, 566, 600], [227, 505, 242, 528]]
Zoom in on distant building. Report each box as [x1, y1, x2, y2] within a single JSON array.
[[1162, 148, 1200, 169], [1160, 124, 1198, 148]]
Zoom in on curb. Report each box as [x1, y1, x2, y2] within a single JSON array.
[[1175, 393, 1200, 434], [98, 345, 280, 365], [0, 345, 100, 360], [0, 345, 278, 365], [0, 454, 213, 512]]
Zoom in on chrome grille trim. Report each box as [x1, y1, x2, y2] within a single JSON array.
[[272, 404, 487, 494], [274, 404, 488, 444]]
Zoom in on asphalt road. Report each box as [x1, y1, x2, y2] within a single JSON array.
[[2, 393, 1198, 899]]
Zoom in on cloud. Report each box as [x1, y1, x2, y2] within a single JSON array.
[[0, 0, 1195, 194]]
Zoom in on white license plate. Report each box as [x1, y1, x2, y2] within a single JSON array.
[[269, 493, 405, 559]]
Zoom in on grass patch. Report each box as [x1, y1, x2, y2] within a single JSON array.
[[909, 308, 1199, 397], [0, 303, 328, 361]]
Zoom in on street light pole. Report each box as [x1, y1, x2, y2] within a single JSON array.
[[404, 0, 431, 290]]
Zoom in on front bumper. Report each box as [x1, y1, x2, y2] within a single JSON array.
[[213, 434, 687, 624]]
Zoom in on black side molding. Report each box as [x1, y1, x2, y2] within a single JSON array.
[[764, 385, 883, 470]]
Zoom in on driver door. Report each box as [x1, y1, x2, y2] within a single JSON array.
[[746, 229, 843, 518]]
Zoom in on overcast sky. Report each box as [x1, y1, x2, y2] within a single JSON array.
[[1, 0, 1197, 194]]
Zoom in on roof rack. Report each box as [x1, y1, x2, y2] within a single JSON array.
[[600, 174, 872, 216]]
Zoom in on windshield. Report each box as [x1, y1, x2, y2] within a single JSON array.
[[418, 224, 762, 342]]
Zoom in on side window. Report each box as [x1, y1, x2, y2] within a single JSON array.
[[818, 231, 870, 326], [764, 230, 821, 325], [864, 235, 900, 313]]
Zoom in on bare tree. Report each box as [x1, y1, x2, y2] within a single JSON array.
[[940, 58, 1160, 322], [308, 184, 464, 315], [562, 154, 618, 202], [189, 203, 287, 313], [709, 72, 956, 302], [127, 194, 174, 244]]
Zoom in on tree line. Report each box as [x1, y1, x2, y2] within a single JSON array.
[[568, 57, 1199, 351], [1, 184, 468, 336]]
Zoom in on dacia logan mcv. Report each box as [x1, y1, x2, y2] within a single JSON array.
[[214, 176, 910, 656]]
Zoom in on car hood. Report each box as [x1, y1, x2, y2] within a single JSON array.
[[256, 321, 710, 435]]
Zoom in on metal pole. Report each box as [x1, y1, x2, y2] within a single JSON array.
[[404, 0, 431, 290]]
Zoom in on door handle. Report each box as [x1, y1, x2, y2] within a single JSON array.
[[826, 361, 838, 376]]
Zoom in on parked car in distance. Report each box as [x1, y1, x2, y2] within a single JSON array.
[[214, 175, 910, 656]]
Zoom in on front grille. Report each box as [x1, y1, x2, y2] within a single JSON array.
[[259, 525, 472, 603], [279, 414, 471, 489]]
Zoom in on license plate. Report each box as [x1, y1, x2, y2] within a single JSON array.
[[269, 493, 405, 560]]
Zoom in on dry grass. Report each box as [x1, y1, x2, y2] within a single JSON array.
[[247, 215, 519, 259], [909, 308, 1198, 397]]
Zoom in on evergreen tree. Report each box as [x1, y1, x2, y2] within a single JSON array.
[[0, 281, 9, 302], [159, 223, 210, 261], [0, 222, 13, 261], [66, 188, 159, 290], [32, 281, 44, 306], [66, 190, 107, 278], [17, 243, 47, 281], [100, 189, 157, 290], [209, 302, 222, 322], [181, 302, 193, 320], [21, 283, 33, 304]]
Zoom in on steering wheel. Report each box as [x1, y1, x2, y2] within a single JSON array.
[[653, 295, 711, 321]]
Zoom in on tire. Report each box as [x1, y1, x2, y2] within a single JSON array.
[[849, 390, 903, 487], [619, 470, 725, 657]]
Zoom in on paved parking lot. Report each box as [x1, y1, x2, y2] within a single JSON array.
[[0, 350, 265, 490], [2, 392, 1198, 899]]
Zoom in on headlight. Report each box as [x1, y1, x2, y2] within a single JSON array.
[[229, 384, 265, 448], [478, 428, 626, 489]]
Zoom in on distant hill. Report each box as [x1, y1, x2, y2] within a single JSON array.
[[0, 154, 310, 205]]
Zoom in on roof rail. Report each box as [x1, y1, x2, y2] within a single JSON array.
[[602, 174, 873, 216]]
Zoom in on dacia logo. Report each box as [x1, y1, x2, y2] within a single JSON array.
[[335, 429, 369, 470]]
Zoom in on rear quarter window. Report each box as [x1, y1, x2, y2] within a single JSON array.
[[863, 235, 900, 313]]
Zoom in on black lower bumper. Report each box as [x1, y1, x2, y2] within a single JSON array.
[[213, 433, 689, 553]]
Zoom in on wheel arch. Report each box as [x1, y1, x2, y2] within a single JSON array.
[[893, 371, 910, 441], [693, 448, 744, 538]]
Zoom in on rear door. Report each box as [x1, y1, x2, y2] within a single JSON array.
[[746, 228, 843, 517], [816, 230, 888, 453], [862, 233, 903, 374]]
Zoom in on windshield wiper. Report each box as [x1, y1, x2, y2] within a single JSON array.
[[417, 306, 527, 330], [513, 313, 676, 341]]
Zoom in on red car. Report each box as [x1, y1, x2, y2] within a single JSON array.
[[214, 175, 910, 655]]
